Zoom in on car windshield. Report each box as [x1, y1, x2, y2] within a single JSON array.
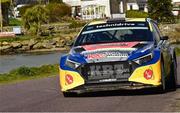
[[74, 22, 153, 46]]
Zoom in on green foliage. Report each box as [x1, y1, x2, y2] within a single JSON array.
[[1, 1, 10, 26], [69, 20, 86, 29], [0, 35, 35, 42], [12, 66, 36, 76], [46, 3, 71, 22], [22, 5, 49, 35], [19, 5, 34, 17], [9, 18, 22, 26], [0, 64, 59, 84], [49, 0, 62, 3], [1, 0, 10, 3], [126, 10, 149, 18], [148, 0, 175, 23]]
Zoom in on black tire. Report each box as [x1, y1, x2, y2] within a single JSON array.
[[161, 60, 167, 92], [63, 92, 76, 97], [161, 58, 177, 92], [169, 60, 177, 90]]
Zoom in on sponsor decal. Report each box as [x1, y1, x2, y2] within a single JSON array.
[[87, 53, 106, 60], [96, 23, 136, 29], [144, 67, 154, 80], [65, 74, 73, 85], [86, 51, 128, 60], [85, 22, 148, 32]]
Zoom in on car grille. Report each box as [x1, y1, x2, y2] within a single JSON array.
[[78, 61, 132, 83]]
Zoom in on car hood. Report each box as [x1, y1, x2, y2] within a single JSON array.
[[69, 42, 154, 63]]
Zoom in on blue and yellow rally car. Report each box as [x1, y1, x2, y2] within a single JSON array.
[[59, 18, 177, 96]]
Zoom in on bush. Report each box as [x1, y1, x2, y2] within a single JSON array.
[[69, 20, 86, 29], [19, 5, 34, 16], [22, 5, 49, 35], [46, 3, 71, 22], [11, 66, 36, 76], [126, 10, 149, 18]]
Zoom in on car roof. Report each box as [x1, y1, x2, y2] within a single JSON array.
[[88, 18, 149, 26]]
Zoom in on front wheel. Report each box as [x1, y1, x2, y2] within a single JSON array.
[[63, 92, 76, 97], [169, 60, 177, 90], [161, 60, 177, 92], [161, 61, 167, 91]]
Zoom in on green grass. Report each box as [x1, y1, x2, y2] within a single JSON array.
[[0, 64, 59, 85], [0, 28, 79, 43], [0, 34, 56, 43], [0, 35, 35, 42], [9, 18, 22, 26]]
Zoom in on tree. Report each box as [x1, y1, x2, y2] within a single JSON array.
[[148, 0, 175, 23], [46, 3, 71, 22], [0, 0, 10, 29], [23, 5, 49, 35], [19, 5, 34, 16]]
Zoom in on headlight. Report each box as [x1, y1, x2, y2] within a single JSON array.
[[133, 53, 153, 65], [66, 59, 81, 69]]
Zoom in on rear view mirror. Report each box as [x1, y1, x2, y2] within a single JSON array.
[[161, 36, 169, 40]]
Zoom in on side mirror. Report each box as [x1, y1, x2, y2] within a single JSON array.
[[161, 36, 169, 40]]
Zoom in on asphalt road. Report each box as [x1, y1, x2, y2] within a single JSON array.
[[0, 58, 180, 112]]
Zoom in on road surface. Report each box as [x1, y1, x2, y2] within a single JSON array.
[[0, 58, 180, 112]]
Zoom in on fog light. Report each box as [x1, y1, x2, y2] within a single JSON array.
[[144, 68, 153, 80], [65, 74, 73, 85]]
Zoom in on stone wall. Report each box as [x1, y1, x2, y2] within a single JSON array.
[[0, 35, 76, 55]]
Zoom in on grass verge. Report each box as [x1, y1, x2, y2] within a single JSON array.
[[0, 64, 59, 85]]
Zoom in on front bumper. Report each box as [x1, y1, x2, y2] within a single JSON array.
[[59, 59, 162, 92], [63, 82, 160, 94]]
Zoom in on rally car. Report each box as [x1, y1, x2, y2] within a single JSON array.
[[59, 18, 177, 97]]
